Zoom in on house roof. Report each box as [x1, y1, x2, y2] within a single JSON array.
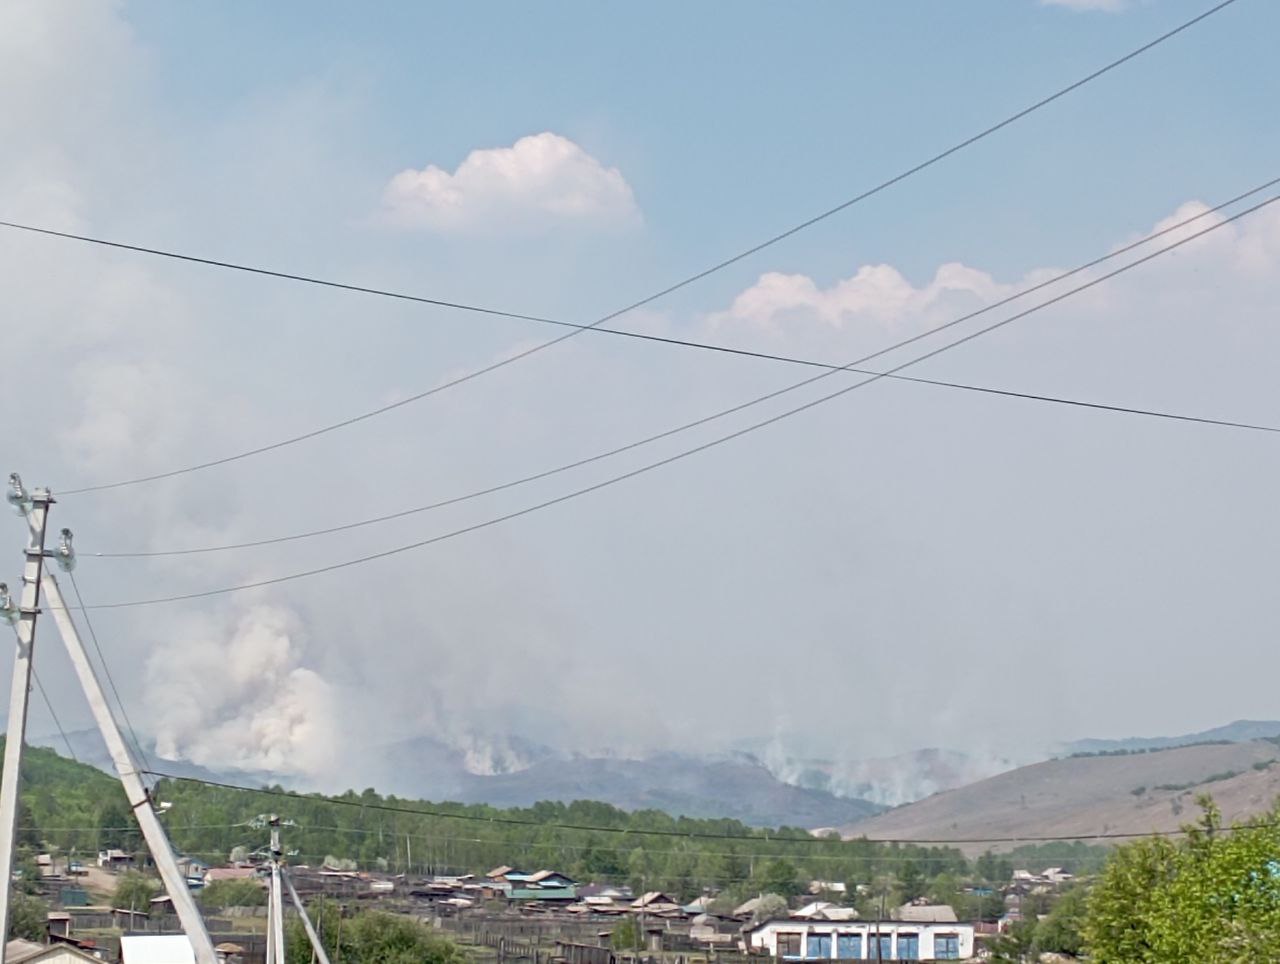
[[579, 883, 630, 899], [895, 903, 958, 923], [120, 935, 196, 963], [7, 940, 101, 964], [527, 870, 574, 884], [206, 867, 258, 882], [487, 866, 516, 878], [632, 891, 677, 908], [793, 901, 834, 919]]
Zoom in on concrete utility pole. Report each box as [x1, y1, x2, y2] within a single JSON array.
[[268, 817, 286, 964], [39, 570, 219, 964], [259, 814, 331, 964], [0, 475, 51, 954], [282, 867, 332, 964], [0, 474, 216, 964]]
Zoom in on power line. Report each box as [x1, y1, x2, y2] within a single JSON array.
[[83, 174, 1280, 560], [31, 670, 78, 764], [65, 570, 154, 781], [142, 770, 1216, 845], [37, 0, 1240, 497], [75, 192, 1280, 609]]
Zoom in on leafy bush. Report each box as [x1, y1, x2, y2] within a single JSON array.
[[199, 877, 266, 908]]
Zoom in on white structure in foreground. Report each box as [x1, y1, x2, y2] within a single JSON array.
[[744, 918, 974, 961], [119, 936, 196, 964]]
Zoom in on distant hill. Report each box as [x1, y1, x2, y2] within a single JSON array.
[[1061, 719, 1280, 756], [27, 727, 288, 789], [759, 747, 1019, 807], [378, 739, 883, 828], [841, 739, 1280, 853]]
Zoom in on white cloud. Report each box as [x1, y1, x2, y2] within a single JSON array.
[[1041, 0, 1128, 11], [708, 262, 1011, 334], [381, 132, 640, 232]]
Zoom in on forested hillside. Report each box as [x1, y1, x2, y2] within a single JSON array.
[[11, 741, 1108, 905]]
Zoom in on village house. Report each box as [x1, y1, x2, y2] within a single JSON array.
[[3, 940, 101, 964], [794, 901, 858, 922], [745, 915, 974, 960], [689, 912, 740, 946], [503, 869, 578, 903], [95, 850, 132, 871], [630, 892, 683, 916]]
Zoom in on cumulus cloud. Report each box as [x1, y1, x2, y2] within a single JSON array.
[[381, 132, 639, 232], [708, 262, 1012, 334], [146, 606, 341, 777]]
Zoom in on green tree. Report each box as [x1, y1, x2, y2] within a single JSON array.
[[113, 870, 161, 911], [1145, 802, 1280, 962], [976, 850, 1013, 884], [6, 892, 47, 941], [1079, 797, 1280, 963], [987, 919, 1037, 964], [286, 906, 465, 964], [756, 858, 801, 898], [752, 893, 790, 923], [898, 860, 926, 902], [610, 917, 642, 951], [199, 877, 267, 908], [1084, 834, 1179, 962], [1033, 885, 1087, 957]]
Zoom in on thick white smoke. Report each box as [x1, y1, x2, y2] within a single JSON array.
[[145, 605, 340, 777]]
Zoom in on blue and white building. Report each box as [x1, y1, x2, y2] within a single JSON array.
[[744, 917, 974, 961]]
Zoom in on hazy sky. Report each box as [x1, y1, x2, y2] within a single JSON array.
[[2, 0, 1278, 787]]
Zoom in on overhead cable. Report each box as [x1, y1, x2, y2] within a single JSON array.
[[85, 175, 1280, 559], [76, 192, 1280, 608], [64, 570, 155, 780], [144, 770, 1220, 845], [38, 0, 1240, 497], [31, 671, 78, 764]]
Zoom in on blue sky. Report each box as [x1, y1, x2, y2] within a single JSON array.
[[108, 1, 1280, 300], [1, 0, 1278, 790]]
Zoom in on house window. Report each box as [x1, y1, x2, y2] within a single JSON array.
[[896, 933, 919, 960], [934, 934, 961, 960], [836, 934, 863, 960], [807, 934, 832, 959], [874, 934, 893, 960], [777, 933, 803, 958]]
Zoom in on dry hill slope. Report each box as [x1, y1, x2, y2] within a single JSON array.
[[841, 740, 1280, 852]]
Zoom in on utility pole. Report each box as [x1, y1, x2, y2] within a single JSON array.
[[269, 816, 286, 964], [257, 814, 332, 964], [0, 475, 216, 964], [0, 475, 50, 954], [39, 568, 218, 964], [282, 868, 332, 964]]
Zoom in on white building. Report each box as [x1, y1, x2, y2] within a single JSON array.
[[119, 936, 195, 964], [745, 917, 974, 961]]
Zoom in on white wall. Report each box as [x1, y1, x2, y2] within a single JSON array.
[[747, 919, 975, 960]]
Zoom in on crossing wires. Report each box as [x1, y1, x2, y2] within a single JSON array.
[[20, 0, 1240, 497], [72, 188, 1280, 608], [80, 173, 1280, 559]]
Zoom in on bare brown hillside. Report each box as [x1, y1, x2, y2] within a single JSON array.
[[840, 740, 1280, 853]]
